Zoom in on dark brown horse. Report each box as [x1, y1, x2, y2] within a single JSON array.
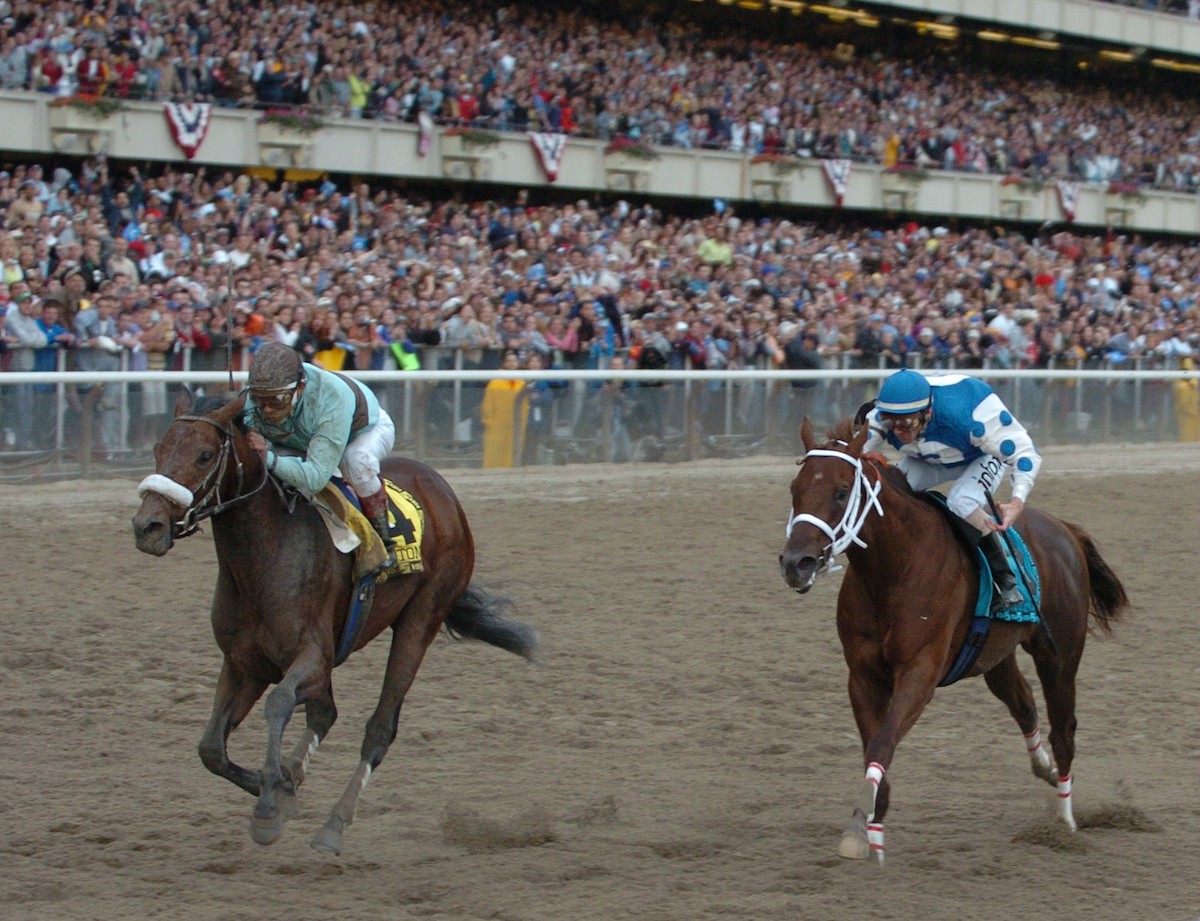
[[778, 418, 1128, 862], [132, 389, 537, 855]]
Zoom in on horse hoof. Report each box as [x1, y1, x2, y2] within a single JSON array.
[[249, 810, 286, 846], [838, 830, 870, 860], [310, 818, 344, 856]]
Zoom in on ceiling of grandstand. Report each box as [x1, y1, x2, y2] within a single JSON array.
[[591, 0, 1200, 80]]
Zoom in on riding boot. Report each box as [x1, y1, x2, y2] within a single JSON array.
[[358, 487, 396, 570], [980, 531, 1024, 611]]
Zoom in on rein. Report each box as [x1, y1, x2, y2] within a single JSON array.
[[137, 413, 270, 540], [786, 447, 885, 575]]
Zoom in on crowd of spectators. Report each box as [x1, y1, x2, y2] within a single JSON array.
[[2, 0, 1200, 192], [0, 153, 1196, 456]]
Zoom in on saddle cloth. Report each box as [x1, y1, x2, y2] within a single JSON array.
[[922, 491, 1041, 623], [312, 478, 425, 582]]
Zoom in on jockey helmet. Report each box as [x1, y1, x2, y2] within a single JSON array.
[[248, 342, 303, 393], [876, 368, 932, 415]]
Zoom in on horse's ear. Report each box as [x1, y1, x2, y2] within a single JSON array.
[[800, 417, 816, 453], [212, 391, 247, 427], [173, 386, 193, 417], [849, 419, 870, 456], [853, 400, 875, 425]]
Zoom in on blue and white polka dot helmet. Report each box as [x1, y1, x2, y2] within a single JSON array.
[[876, 368, 932, 415]]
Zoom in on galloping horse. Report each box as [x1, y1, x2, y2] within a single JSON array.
[[778, 418, 1128, 862], [132, 389, 537, 854]]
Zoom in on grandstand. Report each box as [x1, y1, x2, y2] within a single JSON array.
[[0, 0, 1197, 473]]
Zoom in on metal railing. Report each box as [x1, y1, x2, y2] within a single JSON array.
[[1, 346, 1196, 479]]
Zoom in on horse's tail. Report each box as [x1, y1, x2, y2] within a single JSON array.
[[1068, 522, 1130, 635], [445, 583, 539, 661]]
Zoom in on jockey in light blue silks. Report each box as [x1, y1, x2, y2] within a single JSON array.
[[244, 342, 398, 569], [862, 368, 1042, 610]]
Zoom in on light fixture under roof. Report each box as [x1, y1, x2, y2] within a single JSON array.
[[1013, 36, 1061, 50]]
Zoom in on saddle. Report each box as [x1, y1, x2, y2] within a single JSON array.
[[311, 477, 426, 668], [919, 491, 1040, 623], [918, 491, 1042, 688]]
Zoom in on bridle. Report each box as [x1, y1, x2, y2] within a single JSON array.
[[785, 447, 885, 576], [136, 413, 270, 540]]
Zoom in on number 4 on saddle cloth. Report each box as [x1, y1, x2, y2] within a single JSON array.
[[922, 491, 1042, 687]]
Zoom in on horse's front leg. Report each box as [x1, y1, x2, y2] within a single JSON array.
[[198, 659, 269, 797], [840, 659, 940, 863], [281, 696, 338, 791], [250, 648, 331, 846]]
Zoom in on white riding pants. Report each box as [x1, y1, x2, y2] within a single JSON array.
[[339, 409, 396, 496], [897, 452, 1005, 533]]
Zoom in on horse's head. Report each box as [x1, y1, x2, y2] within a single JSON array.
[[779, 417, 881, 593], [132, 387, 250, 556]]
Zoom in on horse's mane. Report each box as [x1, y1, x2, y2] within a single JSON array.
[[191, 390, 247, 431], [192, 393, 233, 415], [821, 418, 915, 496]]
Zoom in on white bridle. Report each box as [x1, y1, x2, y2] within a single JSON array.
[[785, 448, 885, 574]]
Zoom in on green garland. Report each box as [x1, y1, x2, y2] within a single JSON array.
[[51, 95, 127, 120], [259, 110, 327, 135]]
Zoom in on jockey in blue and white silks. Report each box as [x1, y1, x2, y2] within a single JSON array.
[[863, 369, 1041, 610]]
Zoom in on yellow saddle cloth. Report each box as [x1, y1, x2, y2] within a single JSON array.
[[315, 479, 425, 582]]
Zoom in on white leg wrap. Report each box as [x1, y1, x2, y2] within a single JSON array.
[[1057, 774, 1077, 831], [864, 761, 885, 820], [1024, 726, 1054, 775], [867, 822, 885, 864]]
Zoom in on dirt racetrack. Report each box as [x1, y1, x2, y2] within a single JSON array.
[[2, 441, 1199, 921]]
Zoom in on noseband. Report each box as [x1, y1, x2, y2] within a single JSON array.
[[137, 414, 268, 540], [785, 448, 885, 574]]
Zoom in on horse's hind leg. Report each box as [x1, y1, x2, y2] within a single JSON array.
[[312, 610, 441, 856], [1029, 632, 1082, 831], [983, 652, 1056, 787], [198, 660, 269, 797]]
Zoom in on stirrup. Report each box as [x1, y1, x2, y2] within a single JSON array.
[[996, 582, 1024, 609]]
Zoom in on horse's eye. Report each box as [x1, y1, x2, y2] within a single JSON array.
[[834, 486, 850, 503], [197, 450, 214, 464]]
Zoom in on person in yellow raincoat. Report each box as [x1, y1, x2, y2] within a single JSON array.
[[480, 350, 527, 467], [1174, 355, 1200, 442]]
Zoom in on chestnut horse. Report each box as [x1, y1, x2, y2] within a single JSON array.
[[132, 390, 537, 855], [778, 419, 1128, 862]]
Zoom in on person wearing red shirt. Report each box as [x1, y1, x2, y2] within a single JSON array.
[[109, 51, 138, 98], [36, 48, 63, 94], [75, 45, 110, 97]]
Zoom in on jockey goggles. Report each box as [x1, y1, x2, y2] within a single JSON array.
[[887, 413, 927, 434], [251, 382, 300, 411]]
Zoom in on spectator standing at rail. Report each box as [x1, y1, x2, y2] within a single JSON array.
[[1, 290, 48, 450], [479, 349, 525, 468], [73, 291, 122, 458]]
